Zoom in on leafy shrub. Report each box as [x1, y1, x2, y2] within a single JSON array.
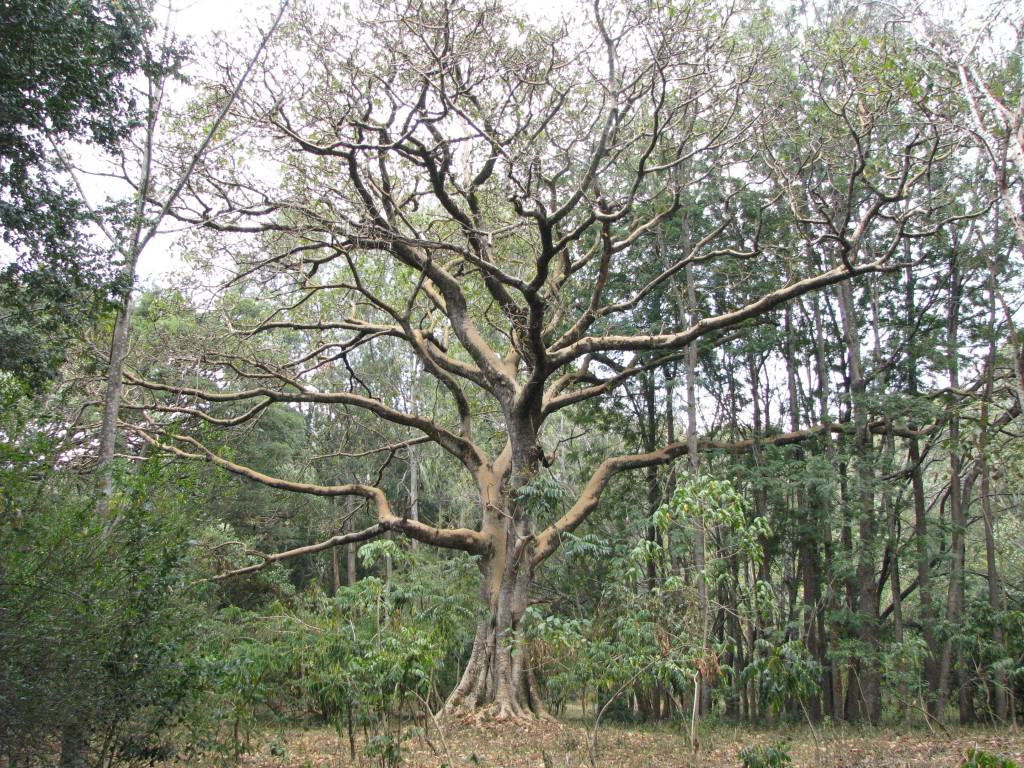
[[0, 453, 207, 766], [738, 741, 793, 768], [961, 747, 1020, 768], [741, 638, 821, 717], [365, 733, 402, 768], [182, 553, 475, 762]]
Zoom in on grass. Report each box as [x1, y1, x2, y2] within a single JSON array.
[[187, 717, 1024, 768]]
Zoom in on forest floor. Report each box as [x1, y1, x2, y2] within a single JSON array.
[[214, 716, 1024, 768]]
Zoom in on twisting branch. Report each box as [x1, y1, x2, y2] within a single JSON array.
[[131, 425, 492, 557], [211, 524, 389, 581], [123, 371, 486, 472], [546, 259, 887, 365]]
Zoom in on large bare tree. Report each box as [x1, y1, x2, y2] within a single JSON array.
[[127, 0, 956, 718]]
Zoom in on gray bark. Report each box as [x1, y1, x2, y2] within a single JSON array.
[[837, 279, 882, 724]]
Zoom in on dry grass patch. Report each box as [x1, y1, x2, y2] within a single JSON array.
[[203, 719, 1024, 768]]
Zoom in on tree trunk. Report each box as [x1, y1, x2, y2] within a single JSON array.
[[905, 265, 941, 713], [446, 430, 548, 721], [346, 496, 358, 587], [331, 542, 341, 595], [444, 553, 545, 720], [57, 722, 89, 768], [687, 263, 711, 717], [980, 274, 1008, 722], [810, 292, 843, 721], [980, 457, 1008, 721], [938, 255, 965, 723], [786, 305, 822, 721], [883, 425, 906, 712], [643, 372, 661, 589], [409, 444, 419, 549], [837, 279, 882, 724]]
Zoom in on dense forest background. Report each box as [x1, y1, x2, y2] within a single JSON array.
[[2, 0, 1024, 766]]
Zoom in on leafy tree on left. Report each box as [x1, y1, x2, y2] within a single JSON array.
[[0, 0, 153, 384]]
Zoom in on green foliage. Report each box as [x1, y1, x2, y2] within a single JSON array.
[[186, 557, 475, 762], [359, 538, 405, 568], [0, 0, 166, 384], [530, 474, 772, 721], [961, 748, 1020, 768], [364, 733, 402, 768], [0, 453, 207, 766], [738, 741, 793, 768], [530, 534, 701, 720], [741, 639, 821, 717], [515, 474, 569, 520], [881, 636, 931, 702], [191, 520, 297, 610], [664, 474, 767, 565]]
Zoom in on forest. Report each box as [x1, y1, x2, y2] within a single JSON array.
[[2, 0, 1024, 766]]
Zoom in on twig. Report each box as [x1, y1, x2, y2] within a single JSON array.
[[414, 690, 453, 767]]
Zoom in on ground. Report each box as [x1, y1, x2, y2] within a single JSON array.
[[205, 718, 1024, 768]]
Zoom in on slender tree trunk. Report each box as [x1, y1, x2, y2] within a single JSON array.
[[687, 270, 711, 718], [328, 497, 341, 595], [869, 279, 907, 715], [883, 424, 906, 700], [65, 17, 289, 767], [409, 444, 419, 549], [97, 295, 136, 515], [722, 354, 748, 720], [837, 280, 882, 724], [677, 260, 711, 717], [635, 371, 668, 720], [95, 79, 158, 523], [981, 273, 1009, 722], [810, 293, 843, 721], [665, 376, 678, 572], [980, 458, 1007, 721], [747, 356, 768, 724], [346, 496, 358, 587], [938, 255, 965, 723], [905, 265, 940, 713], [61, 49, 164, 768], [786, 305, 822, 721], [643, 373, 661, 590]]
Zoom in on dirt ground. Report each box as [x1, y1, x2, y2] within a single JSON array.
[[218, 717, 1024, 768]]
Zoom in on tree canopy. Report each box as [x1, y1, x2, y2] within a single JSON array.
[[0, 0, 154, 383], [121, 0, 974, 720]]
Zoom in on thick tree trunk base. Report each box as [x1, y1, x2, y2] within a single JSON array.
[[444, 622, 551, 723]]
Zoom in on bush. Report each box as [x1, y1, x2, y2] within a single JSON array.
[[738, 741, 793, 768], [180, 552, 476, 763], [961, 748, 1020, 768], [0, 451, 207, 766]]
